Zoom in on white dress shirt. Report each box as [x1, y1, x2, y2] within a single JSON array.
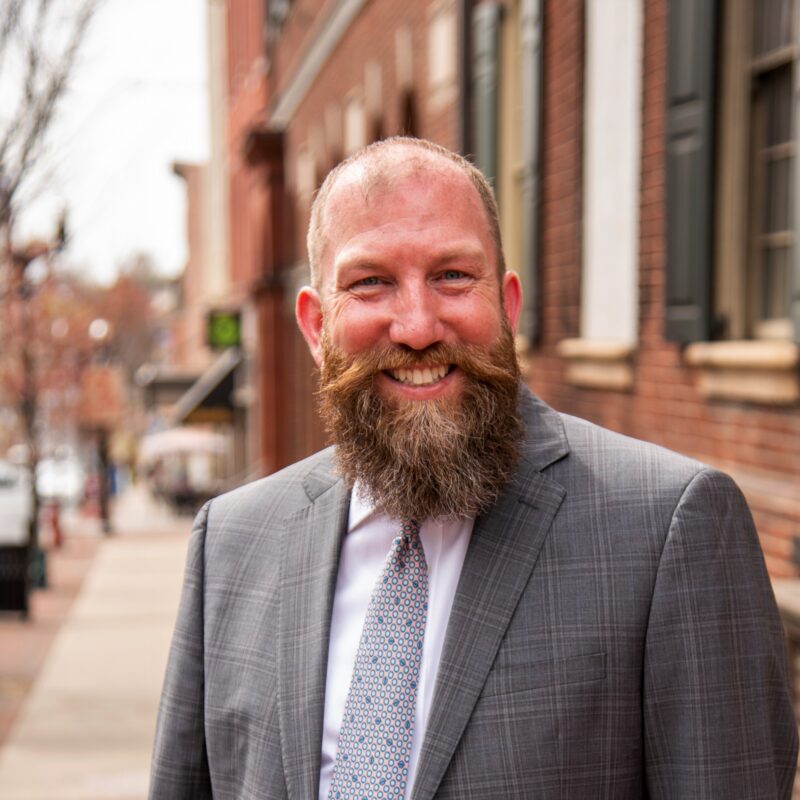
[[318, 487, 474, 800]]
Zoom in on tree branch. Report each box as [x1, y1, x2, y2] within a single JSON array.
[[0, 0, 100, 218], [0, 0, 25, 72]]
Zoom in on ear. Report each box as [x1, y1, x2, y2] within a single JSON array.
[[502, 271, 523, 333], [296, 286, 324, 367]]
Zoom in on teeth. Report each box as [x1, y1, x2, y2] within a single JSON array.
[[389, 365, 449, 385]]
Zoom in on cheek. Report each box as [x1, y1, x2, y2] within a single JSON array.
[[444, 298, 505, 345], [326, 307, 389, 354]]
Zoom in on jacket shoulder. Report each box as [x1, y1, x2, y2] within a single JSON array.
[[205, 446, 340, 527], [550, 413, 737, 528], [558, 412, 708, 485]]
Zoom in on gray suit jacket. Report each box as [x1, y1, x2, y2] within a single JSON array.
[[150, 389, 798, 798]]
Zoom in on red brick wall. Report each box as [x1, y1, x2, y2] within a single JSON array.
[[262, 0, 461, 466], [268, 0, 329, 99], [530, 0, 800, 577], [276, 0, 459, 260], [530, 0, 583, 404], [173, 163, 212, 371], [227, 0, 269, 293]]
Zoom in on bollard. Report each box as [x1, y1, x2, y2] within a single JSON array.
[[42, 500, 63, 548]]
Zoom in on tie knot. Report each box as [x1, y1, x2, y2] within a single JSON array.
[[399, 519, 421, 549]]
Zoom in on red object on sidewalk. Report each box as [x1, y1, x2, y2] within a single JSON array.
[[43, 501, 63, 548]]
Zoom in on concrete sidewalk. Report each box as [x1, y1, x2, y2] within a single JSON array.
[[0, 492, 192, 799]]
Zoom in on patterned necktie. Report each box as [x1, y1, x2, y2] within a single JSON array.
[[329, 519, 429, 800]]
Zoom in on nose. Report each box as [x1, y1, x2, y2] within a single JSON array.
[[388, 285, 445, 351]]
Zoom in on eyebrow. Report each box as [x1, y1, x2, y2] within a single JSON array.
[[336, 242, 488, 273], [429, 246, 487, 266]]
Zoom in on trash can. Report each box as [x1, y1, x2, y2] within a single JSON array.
[[0, 544, 30, 616]]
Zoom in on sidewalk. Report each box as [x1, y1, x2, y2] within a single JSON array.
[[0, 536, 100, 747], [0, 487, 192, 800]]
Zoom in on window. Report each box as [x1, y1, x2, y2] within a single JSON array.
[[749, 1, 795, 338], [295, 146, 317, 205], [343, 94, 366, 156], [716, 0, 796, 340], [492, 0, 543, 340], [364, 60, 384, 141], [428, 1, 458, 110], [667, 0, 799, 403], [666, 0, 799, 344], [265, 0, 292, 55]]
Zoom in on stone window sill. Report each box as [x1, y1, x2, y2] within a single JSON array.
[[556, 339, 635, 391], [683, 340, 799, 405]]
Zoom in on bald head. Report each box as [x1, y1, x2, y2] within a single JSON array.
[[306, 137, 506, 289]]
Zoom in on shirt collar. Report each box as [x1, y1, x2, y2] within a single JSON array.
[[347, 480, 380, 532], [347, 482, 475, 532]]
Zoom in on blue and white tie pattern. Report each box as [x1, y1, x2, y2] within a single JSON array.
[[329, 519, 428, 800]]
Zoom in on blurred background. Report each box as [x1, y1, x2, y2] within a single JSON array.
[[0, 0, 798, 797]]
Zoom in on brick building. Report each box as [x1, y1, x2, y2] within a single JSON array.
[[141, 1, 248, 486], [529, 0, 799, 578], [223, 0, 466, 471], [218, 0, 799, 575]]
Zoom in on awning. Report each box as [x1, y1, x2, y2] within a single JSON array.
[[134, 365, 199, 411], [171, 348, 242, 426], [138, 427, 227, 464]]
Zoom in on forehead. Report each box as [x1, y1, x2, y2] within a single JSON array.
[[319, 153, 493, 277]]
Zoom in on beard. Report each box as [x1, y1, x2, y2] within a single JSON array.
[[317, 323, 523, 521]]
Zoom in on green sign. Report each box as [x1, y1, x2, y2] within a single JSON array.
[[207, 311, 241, 349]]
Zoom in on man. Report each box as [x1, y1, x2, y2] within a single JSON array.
[[150, 137, 798, 799]]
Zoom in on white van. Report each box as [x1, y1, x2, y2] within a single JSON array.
[[0, 459, 33, 545]]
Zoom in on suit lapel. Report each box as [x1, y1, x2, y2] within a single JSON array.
[[412, 388, 569, 800], [278, 459, 350, 800]]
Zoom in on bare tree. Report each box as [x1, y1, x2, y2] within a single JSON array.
[[0, 0, 100, 230], [0, 0, 101, 584]]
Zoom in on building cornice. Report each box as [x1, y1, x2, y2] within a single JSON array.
[[270, 0, 369, 128]]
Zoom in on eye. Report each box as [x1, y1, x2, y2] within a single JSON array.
[[346, 275, 390, 295], [440, 269, 468, 281]]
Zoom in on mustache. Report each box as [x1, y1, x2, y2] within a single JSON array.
[[320, 340, 520, 396], [317, 325, 524, 519]]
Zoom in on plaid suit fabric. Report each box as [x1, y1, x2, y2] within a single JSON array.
[[150, 389, 797, 799]]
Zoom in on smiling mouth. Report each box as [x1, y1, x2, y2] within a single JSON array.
[[385, 364, 454, 386]]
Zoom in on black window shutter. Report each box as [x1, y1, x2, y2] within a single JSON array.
[[472, 2, 502, 186], [793, 46, 800, 342], [665, 0, 716, 343], [519, 0, 543, 341]]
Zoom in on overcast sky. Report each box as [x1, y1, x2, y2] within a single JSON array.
[[14, 0, 209, 285]]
